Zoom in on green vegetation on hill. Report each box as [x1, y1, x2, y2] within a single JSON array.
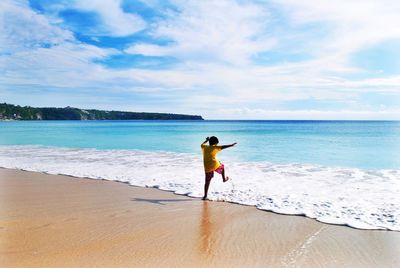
[[0, 103, 203, 120]]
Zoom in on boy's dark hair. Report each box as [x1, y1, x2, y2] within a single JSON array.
[[209, 136, 219, 145]]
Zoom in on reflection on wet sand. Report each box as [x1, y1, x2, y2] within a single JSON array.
[[198, 201, 216, 257]]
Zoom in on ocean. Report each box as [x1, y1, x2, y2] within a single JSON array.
[[1, 120, 399, 230]]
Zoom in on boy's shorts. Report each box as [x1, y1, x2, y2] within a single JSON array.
[[206, 163, 224, 178], [214, 163, 225, 174]]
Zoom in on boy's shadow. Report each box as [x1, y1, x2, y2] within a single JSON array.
[[130, 197, 194, 205]]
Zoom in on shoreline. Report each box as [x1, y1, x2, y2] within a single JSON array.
[[1, 168, 400, 267], [6, 168, 398, 233]]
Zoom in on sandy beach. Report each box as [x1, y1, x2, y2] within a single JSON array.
[[1, 168, 399, 268]]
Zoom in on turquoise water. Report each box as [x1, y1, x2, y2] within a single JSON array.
[[1, 120, 399, 170]]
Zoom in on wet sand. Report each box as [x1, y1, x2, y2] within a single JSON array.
[[1, 168, 399, 267]]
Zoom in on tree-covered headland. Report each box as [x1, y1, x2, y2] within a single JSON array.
[[0, 103, 203, 120]]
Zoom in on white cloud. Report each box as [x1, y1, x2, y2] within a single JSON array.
[[126, 0, 276, 65], [274, 0, 400, 55], [0, 1, 73, 53], [4, 0, 146, 37], [1, 43, 118, 88], [125, 43, 172, 56], [122, 0, 400, 105], [0, 1, 119, 88], [212, 108, 400, 120], [74, 0, 146, 36]]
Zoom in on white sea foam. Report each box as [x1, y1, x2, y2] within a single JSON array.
[[1, 145, 399, 231]]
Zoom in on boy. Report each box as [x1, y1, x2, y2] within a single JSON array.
[[201, 136, 237, 200]]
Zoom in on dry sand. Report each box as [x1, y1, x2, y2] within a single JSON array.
[[1, 168, 399, 267]]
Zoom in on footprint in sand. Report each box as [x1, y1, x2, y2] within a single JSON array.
[[30, 223, 52, 230], [109, 210, 132, 218], [63, 217, 78, 222]]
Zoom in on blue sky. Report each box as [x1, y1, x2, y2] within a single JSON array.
[[1, 0, 400, 119]]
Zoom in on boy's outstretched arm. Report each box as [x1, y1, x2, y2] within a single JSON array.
[[221, 142, 237, 150]]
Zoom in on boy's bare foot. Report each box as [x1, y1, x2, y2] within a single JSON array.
[[223, 176, 230, 183]]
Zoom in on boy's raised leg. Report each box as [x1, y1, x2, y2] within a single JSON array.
[[221, 168, 229, 183]]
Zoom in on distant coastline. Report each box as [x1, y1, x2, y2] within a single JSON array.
[[0, 103, 203, 121]]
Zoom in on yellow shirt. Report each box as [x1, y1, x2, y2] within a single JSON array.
[[201, 144, 223, 173]]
